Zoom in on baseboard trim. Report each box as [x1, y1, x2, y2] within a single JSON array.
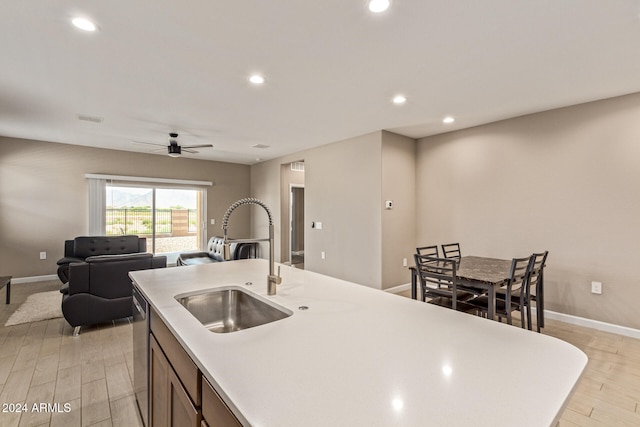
[[385, 285, 640, 339], [533, 308, 640, 340], [11, 274, 58, 284], [385, 283, 411, 294]]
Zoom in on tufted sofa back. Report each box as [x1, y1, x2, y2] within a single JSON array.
[[72, 235, 147, 259], [206, 236, 239, 262]]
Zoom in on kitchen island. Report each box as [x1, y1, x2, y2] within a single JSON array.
[[130, 259, 587, 427]]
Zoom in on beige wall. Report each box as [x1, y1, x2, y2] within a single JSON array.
[[251, 132, 385, 288], [416, 92, 640, 329], [381, 131, 416, 289], [251, 131, 417, 290], [0, 137, 251, 278], [304, 132, 383, 287]]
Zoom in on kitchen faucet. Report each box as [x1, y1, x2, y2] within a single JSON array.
[[222, 198, 282, 295]]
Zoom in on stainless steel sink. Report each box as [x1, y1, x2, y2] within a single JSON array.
[[175, 287, 292, 333]]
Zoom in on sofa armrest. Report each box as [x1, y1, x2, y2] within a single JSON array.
[[176, 252, 209, 265], [67, 263, 90, 295], [178, 251, 210, 261], [57, 256, 84, 266], [151, 256, 167, 268], [63, 240, 75, 257]]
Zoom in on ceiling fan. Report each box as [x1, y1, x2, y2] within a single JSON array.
[[132, 132, 213, 157]]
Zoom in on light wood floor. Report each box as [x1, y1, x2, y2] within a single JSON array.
[[0, 280, 142, 427], [1, 282, 639, 426]]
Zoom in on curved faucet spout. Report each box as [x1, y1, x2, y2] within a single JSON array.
[[222, 198, 281, 295]]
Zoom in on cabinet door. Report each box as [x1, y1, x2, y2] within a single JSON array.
[[150, 335, 170, 427], [202, 376, 242, 427], [169, 367, 202, 427], [151, 334, 202, 427]]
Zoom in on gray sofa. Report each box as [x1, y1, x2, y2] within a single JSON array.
[[57, 235, 147, 283], [61, 252, 166, 335], [177, 236, 258, 266]]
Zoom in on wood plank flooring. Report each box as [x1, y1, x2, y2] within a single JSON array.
[[0, 280, 142, 427], [1, 281, 639, 426]]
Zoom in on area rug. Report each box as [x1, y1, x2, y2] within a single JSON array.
[[4, 290, 63, 326]]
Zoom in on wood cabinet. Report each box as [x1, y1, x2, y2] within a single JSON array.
[[150, 335, 201, 427], [202, 376, 242, 427], [149, 307, 241, 427]]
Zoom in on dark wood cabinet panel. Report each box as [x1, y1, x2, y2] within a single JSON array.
[[202, 376, 242, 427], [169, 365, 202, 427], [150, 335, 170, 427], [150, 307, 202, 406]]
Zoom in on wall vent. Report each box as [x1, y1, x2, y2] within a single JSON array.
[[291, 161, 305, 172]]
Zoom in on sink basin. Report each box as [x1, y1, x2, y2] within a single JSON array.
[[175, 287, 292, 333]]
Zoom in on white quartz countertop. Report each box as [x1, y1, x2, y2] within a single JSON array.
[[130, 259, 587, 427]]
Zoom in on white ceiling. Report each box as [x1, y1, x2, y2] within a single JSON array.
[[2, 1, 640, 165]]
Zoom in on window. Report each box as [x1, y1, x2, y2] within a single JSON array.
[[87, 174, 211, 264]]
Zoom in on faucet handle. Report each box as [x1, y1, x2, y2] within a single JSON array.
[[275, 266, 282, 285], [223, 240, 231, 261]]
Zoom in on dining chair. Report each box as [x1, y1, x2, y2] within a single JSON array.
[[524, 251, 549, 332], [494, 251, 548, 331], [416, 245, 439, 257], [413, 254, 476, 312], [441, 243, 461, 260], [468, 256, 532, 326]]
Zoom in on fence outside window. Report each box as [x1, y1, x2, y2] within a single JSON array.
[[106, 208, 197, 236]]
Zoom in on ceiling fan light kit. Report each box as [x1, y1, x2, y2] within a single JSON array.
[[132, 132, 213, 158], [168, 144, 182, 157]]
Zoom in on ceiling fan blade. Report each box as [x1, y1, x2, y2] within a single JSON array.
[[182, 144, 213, 149], [182, 148, 199, 154], [131, 140, 165, 147]]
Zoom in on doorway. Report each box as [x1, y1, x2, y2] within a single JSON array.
[[290, 185, 305, 268]]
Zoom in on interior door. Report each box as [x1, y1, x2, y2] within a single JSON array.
[[290, 186, 304, 268]]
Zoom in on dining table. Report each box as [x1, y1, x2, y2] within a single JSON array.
[[410, 256, 519, 321]]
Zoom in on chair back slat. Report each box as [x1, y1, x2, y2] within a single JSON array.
[[416, 245, 439, 258], [414, 254, 457, 294], [527, 251, 549, 296], [506, 256, 532, 302], [441, 243, 461, 260]]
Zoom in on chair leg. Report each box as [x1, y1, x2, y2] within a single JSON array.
[[73, 326, 81, 337]]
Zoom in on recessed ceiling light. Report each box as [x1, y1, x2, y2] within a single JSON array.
[[443, 116, 455, 124], [249, 74, 265, 85], [72, 17, 97, 32], [392, 95, 407, 105], [369, 0, 391, 13]]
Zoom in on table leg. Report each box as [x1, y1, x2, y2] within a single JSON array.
[[410, 267, 417, 300], [488, 286, 495, 321], [5, 280, 10, 304], [537, 271, 544, 331]]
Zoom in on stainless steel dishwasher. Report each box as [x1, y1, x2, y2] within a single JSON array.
[[132, 285, 149, 427]]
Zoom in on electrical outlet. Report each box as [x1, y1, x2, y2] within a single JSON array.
[[39, 251, 46, 260], [210, 219, 216, 225], [591, 281, 602, 295], [402, 258, 408, 267], [321, 251, 326, 260]]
